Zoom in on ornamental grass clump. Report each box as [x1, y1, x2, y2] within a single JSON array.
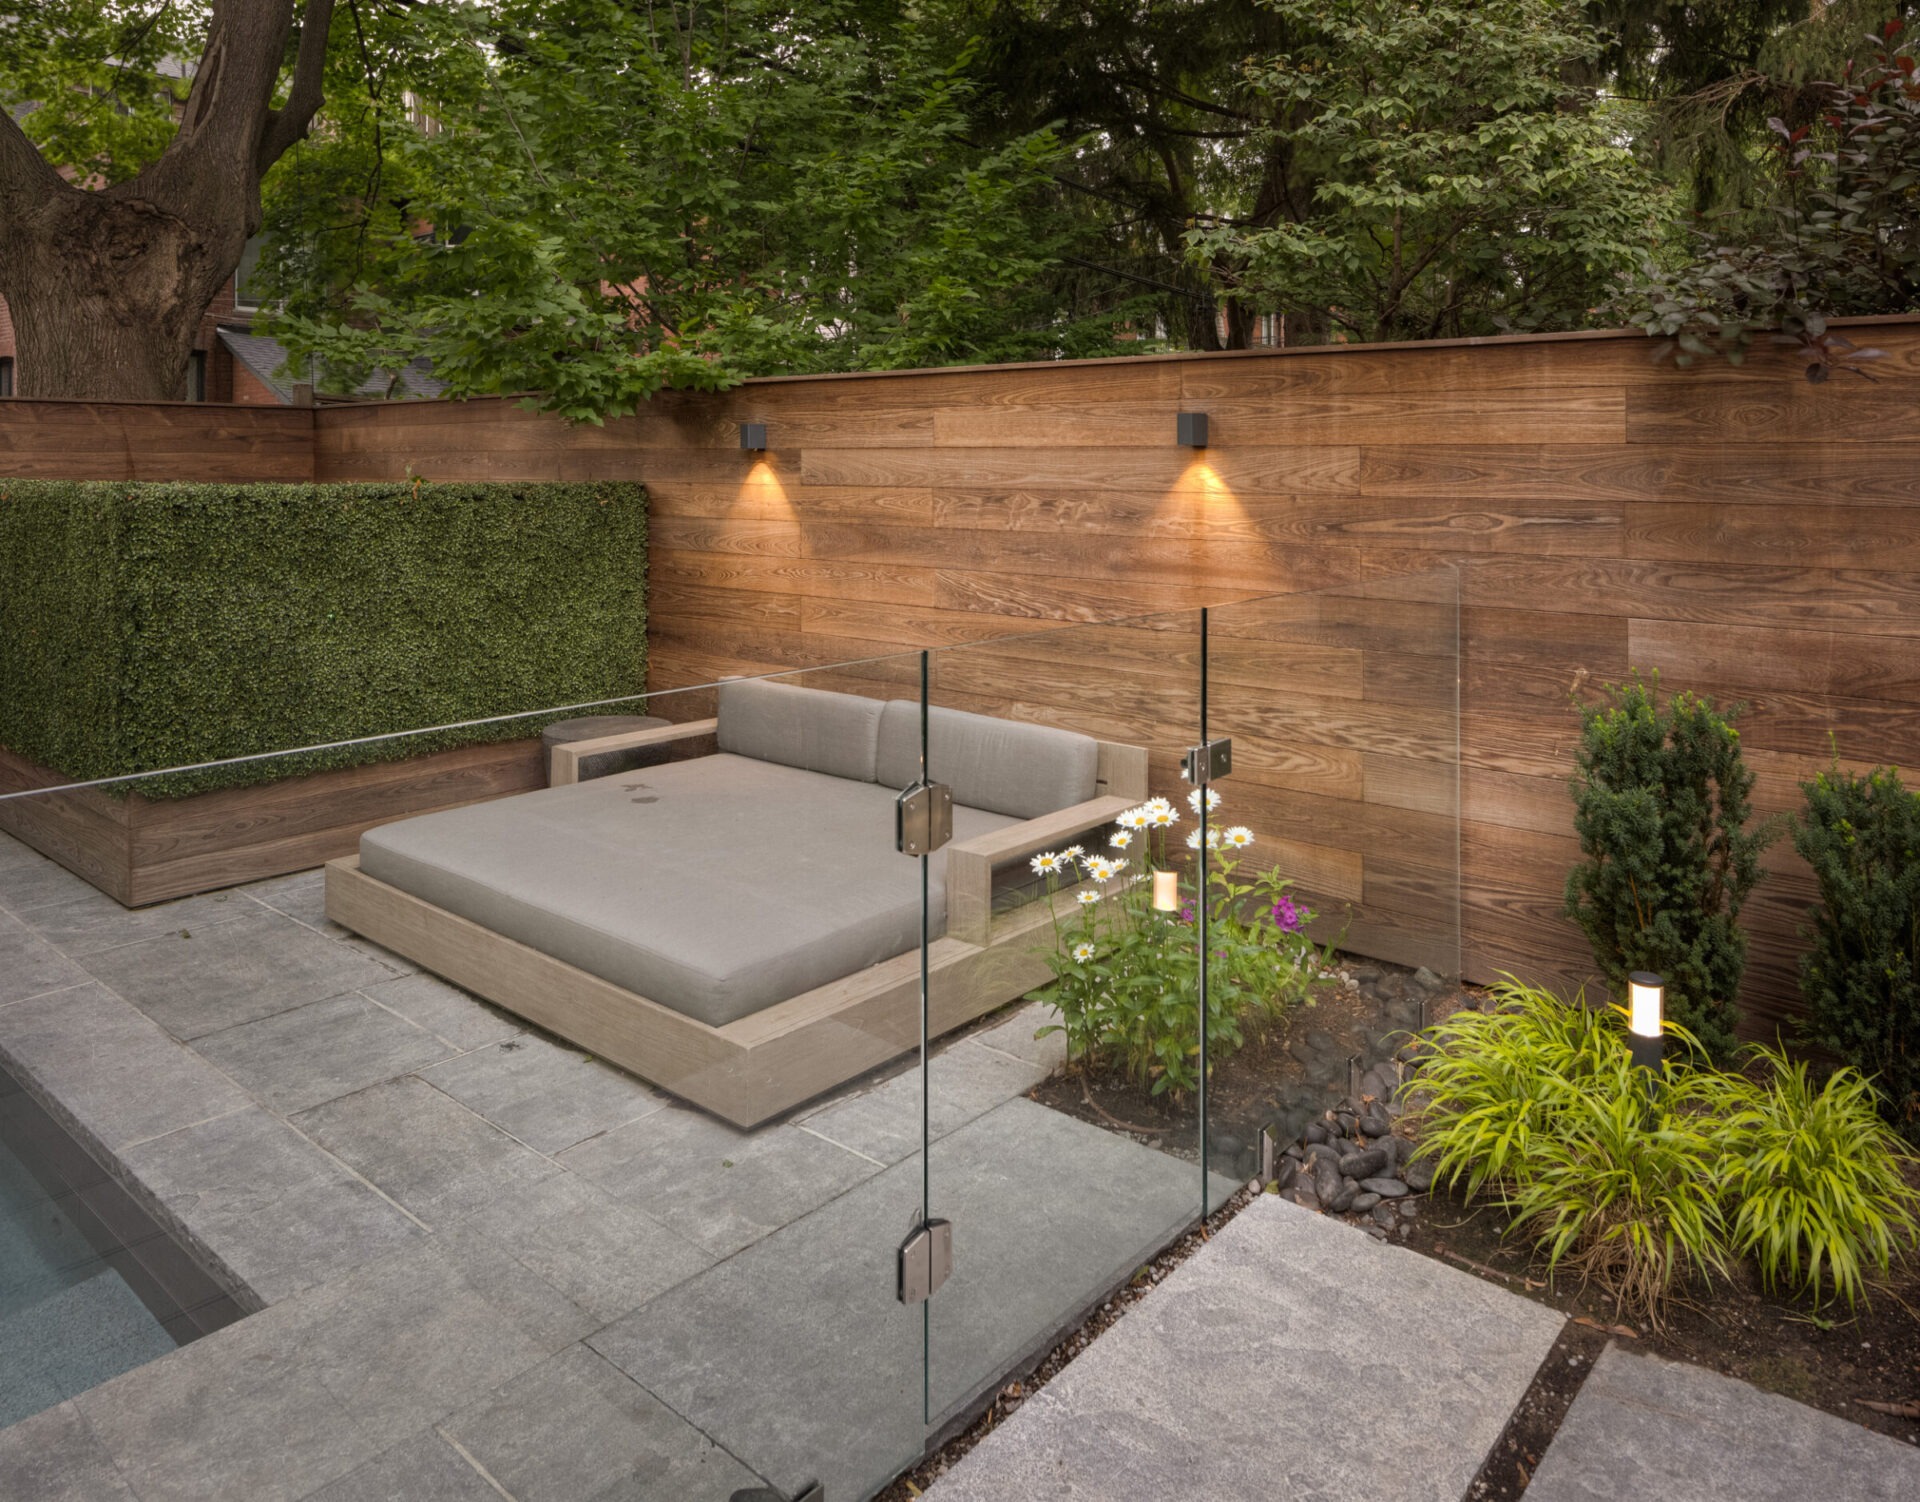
[[1697, 1050, 1920, 1310], [1413, 980, 1726, 1326], [1029, 789, 1325, 1097], [1413, 980, 1920, 1325]]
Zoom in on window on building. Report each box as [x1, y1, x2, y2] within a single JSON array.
[[233, 235, 269, 312], [185, 351, 207, 402], [0, 357, 12, 397]]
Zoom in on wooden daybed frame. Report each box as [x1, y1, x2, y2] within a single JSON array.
[[326, 716, 1148, 1128]]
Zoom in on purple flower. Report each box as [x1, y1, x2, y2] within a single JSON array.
[[1180, 905, 1195, 924], [1271, 897, 1301, 933]]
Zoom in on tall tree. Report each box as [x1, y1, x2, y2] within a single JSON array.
[[257, 0, 1133, 418], [0, 0, 335, 400], [1186, 0, 1674, 343]]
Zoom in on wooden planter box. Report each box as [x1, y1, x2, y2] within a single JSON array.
[[0, 740, 544, 908]]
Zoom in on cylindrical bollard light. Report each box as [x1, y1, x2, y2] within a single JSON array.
[[1151, 868, 1180, 912], [1627, 971, 1665, 1076]]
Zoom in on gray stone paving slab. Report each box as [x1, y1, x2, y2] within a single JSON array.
[[302, 1430, 503, 1502], [16, 884, 251, 957], [121, 1106, 423, 1305], [1526, 1343, 1920, 1502], [0, 844, 102, 913], [295, 1076, 562, 1225], [442, 1343, 765, 1502], [559, 1102, 878, 1259], [454, 1170, 713, 1324], [72, 1236, 576, 1502], [928, 1192, 1565, 1502], [0, 1400, 137, 1502], [592, 1098, 1204, 1502], [240, 870, 349, 937], [0, 983, 252, 1151], [0, 910, 91, 1006], [421, 1031, 667, 1154], [243, 870, 424, 973], [357, 971, 523, 1052], [192, 992, 456, 1114], [78, 908, 396, 1040], [967, 1001, 1070, 1071], [796, 1037, 1053, 1164]]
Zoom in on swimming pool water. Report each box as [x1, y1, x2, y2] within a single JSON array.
[[0, 1062, 241, 1428]]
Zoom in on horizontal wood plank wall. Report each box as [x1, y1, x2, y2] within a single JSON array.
[[309, 319, 1913, 1036], [0, 399, 315, 481]]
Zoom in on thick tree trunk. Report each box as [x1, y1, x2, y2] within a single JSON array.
[[0, 0, 334, 402]]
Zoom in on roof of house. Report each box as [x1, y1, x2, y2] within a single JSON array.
[[216, 328, 448, 405]]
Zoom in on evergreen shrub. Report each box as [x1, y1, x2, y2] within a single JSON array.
[[1564, 677, 1776, 1061], [1796, 763, 1920, 1142], [0, 479, 648, 796]]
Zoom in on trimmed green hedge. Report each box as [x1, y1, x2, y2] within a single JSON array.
[[0, 480, 648, 796]]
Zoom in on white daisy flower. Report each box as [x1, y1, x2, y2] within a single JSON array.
[[1084, 855, 1124, 882], [1117, 807, 1149, 831], [1110, 830, 1134, 850], [1077, 889, 1100, 907], [1072, 941, 1097, 963], [1030, 852, 1065, 876], [1148, 804, 1177, 828], [1144, 797, 1174, 817], [1186, 828, 1222, 850], [1222, 826, 1254, 849], [1187, 787, 1222, 814], [1064, 844, 1085, 859]]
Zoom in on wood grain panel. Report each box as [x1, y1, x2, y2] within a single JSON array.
[[17, 317, 1920, 1035]]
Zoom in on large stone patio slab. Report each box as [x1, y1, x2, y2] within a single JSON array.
[[929, 1193, 1565, 1502], [593, 1098, 1207, 1502], [1526, 1344, 1920, 1502]]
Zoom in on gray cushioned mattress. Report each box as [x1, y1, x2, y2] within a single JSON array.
[[359, 753, 1018, 1028]]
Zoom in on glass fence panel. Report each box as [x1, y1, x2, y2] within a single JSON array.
[[1201, 567, 1463, 1197], [0, 657, 938, 1501], [923, 608, 1228, 1429]]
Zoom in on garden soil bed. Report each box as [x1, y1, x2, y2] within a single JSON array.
[[1029, 953, 1475, 1180]]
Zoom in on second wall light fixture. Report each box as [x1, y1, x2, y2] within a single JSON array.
[[1176, 412, 1209, 448], [740, 422, 769, 451]]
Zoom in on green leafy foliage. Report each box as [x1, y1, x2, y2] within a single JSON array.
[[1414, 981, 1728, 1323], [1030, 794, 1326, 1097], [1184, 0, 1675, 342], [0, 480, 647, 796], [1565, 678, 1776, 1061], [0, 1, 197, 184], [1795, 763, 1920, 1141], [1414, 980, 1920, 1321], [1613, 21, 1920, 379], [256, 0, 1135, 419], [1695, 1049, 1920, 1307]]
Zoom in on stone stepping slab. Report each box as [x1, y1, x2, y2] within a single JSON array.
[[928, 1193, 1565, 1501], [1526, 1343, 1920, 1502]]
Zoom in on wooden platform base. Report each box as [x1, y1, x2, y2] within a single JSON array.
[[325, 853, 1067, 1128], [0, 740, 545, 907]]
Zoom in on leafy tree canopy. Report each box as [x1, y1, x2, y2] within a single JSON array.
[[1185, 0, 1678, 343], [255, 0, 1150, 417]]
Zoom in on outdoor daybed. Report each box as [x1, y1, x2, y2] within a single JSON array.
[[324, 678, 1146, 1127]]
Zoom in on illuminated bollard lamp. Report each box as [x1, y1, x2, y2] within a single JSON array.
[[1627, 971, 1665, 1076], [1151, 868, 1181, 913]]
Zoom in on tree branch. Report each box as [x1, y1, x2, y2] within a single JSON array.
[[257, 0, 337, 172], [0, 108, 69, 246]]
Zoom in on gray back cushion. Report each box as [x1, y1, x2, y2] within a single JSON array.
[[876, 700, 1098, 819], [716, 678, 883, 782]]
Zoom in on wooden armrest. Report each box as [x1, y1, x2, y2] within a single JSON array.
[[549, 717, 719, 786], [946, 793, 1136, 946]]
